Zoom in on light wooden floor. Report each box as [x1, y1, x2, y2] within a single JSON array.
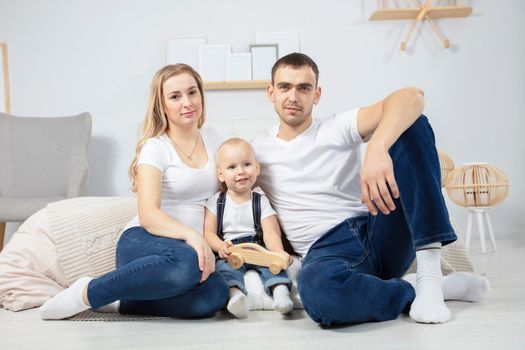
[[1, 231, 524, 350]]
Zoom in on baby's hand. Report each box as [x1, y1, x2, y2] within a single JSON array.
[[218, 240, 233, 259]]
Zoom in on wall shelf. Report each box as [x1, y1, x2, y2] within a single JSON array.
[[204, 80, 270, 90], [370, 6, 472, 21], [369, 1, 472, 51]]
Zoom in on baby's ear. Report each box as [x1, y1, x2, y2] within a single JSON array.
[[255, 161, 261, 176], [217, 168, 224, 182]]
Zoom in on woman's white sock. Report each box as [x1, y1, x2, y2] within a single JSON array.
[[40, 277, 93, 320], [95, 300, 120, 313]]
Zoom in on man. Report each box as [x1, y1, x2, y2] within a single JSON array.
[[252, 52, 489, 326]]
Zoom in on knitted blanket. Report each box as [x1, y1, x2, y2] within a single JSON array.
[[47, 197, 137, 284]]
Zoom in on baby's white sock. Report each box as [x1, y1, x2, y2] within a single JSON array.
[[227, 289, 249, 319], [409, 243, 451, 323], [272, 285, 293, 315], [40, 277, 93, 320]]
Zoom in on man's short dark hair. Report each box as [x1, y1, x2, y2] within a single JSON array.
[[271, 52, 319, 86]]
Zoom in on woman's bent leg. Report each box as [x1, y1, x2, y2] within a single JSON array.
[[119, 272, 228, 318], [87, 227, 227, 317]]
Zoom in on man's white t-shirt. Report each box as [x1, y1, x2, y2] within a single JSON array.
[[125, 127, 221, 234], [206, 192, 276, 241], [251, 108, 369, 257]]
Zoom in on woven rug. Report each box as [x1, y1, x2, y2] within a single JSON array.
[[69, 309, 169, 321]]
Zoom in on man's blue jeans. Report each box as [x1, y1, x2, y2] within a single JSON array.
[[86, 226, 229, 318], [297, 115, 457, 326]]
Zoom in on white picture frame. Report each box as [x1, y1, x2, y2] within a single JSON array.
[[0, 43, 10, 113], [250, 44, 278, 80], [227, 53, 252, 81], [166, 37, 207, 71], [199, 44, 231, 81], [255, 32, 300, 58]]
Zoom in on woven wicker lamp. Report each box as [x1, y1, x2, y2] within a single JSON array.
[[438, 150, 455, 188], [445, 162, 509, 253]]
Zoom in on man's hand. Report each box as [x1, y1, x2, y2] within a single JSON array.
[[218, 240, 233, 259], [360, 143, 400, 216]]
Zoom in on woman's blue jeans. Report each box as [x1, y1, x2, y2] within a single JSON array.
[[297, 115, 457, 326], [86, 227, 229, 318]]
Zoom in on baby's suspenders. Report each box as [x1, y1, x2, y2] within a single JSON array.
[[216, 192, 264, 246]]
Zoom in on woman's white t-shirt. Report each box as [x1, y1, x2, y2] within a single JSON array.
[[125, 127, 221, 234]]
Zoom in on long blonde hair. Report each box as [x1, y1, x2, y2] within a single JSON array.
[[129, 64, 206, 191]]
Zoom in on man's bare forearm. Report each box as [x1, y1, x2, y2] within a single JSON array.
[[368, 87, 424, 151]]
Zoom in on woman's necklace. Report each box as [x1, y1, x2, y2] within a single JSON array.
[[170, 133, 201, 161]]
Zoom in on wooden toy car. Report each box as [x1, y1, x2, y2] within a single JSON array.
[[227, 243, 289, 274]]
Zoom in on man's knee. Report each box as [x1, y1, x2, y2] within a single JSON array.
[[298, 261, 367, 326], [396, 114, 434, 147]]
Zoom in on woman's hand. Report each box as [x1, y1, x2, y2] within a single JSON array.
[[184, 231, 215, 283], [218, 240, 233, 259]]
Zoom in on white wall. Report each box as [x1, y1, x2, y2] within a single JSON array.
[[1, 0, 524, 237]]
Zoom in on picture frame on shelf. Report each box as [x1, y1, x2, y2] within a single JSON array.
[[227, 53, 252, 81], [255, 32, 299, 58], [0, 43, 10, 113], [166, 37, 207, 71], [250, 44, 278, 81], [199, 44, 231, 81]]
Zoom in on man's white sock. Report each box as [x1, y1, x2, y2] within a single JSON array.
[[403, 271, 490, 302], [227, 289, 249, 319], [272, 285, 293, 315], [40, 277, 93, 320], [409, 243, 451, 323]]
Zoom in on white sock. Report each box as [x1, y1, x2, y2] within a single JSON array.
[[272, 285, 293, 315], [247, 291, 274, 311], [227, 289, 249, 319], [409, 243, 451, 323], [403, 271, 490, 302], [94, 300, 120, 313], [40, 277, 93, 320]]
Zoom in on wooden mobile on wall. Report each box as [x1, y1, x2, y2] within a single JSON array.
[[369, 0, 472, 51]]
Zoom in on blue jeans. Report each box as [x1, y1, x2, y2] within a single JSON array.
[[86, 226, 229, 318], [297, 115, 457, 326], [216, 236, 292, 295]]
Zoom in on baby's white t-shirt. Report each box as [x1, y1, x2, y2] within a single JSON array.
[[206, 191, 276, 241]]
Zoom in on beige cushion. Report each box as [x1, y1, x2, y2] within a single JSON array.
[[0, 208, 67, 311]]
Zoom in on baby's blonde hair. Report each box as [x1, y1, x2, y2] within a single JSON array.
[[215, 138, 256, 192]]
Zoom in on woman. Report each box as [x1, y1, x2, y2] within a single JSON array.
[[40, 64, 228, 319]]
